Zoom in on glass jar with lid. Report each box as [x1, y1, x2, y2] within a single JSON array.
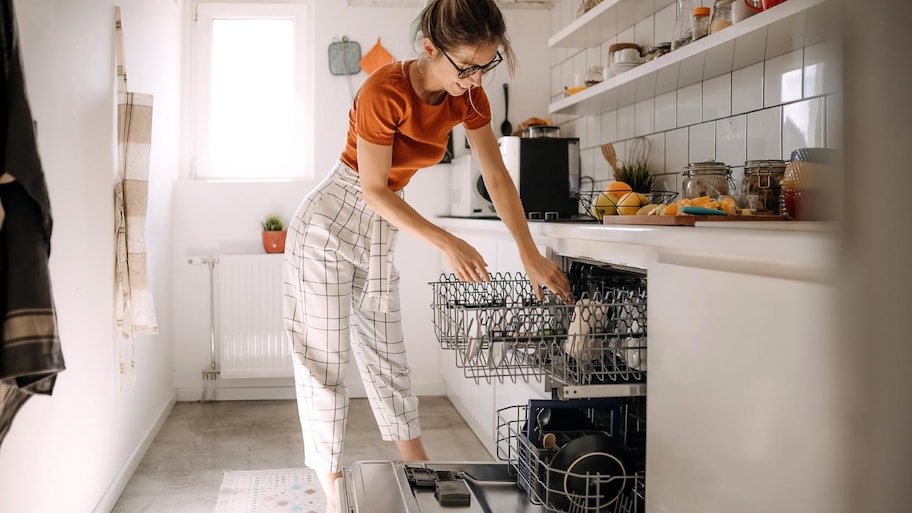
[[584, 65, 605, 86], [710, 0, 735, 34], [740, 159, 786, 214], [682, 160, 735, 199]]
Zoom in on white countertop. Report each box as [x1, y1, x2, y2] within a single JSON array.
[[436, 216, 837, 283]]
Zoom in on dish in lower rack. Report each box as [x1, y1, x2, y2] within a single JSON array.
[[546, 433, 636, 513]]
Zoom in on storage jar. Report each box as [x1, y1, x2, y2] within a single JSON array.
[[692, 7, 711, 42], [710, 0, 735, 34], [682, 160, 735, 199], [740, 159, 786, 214]]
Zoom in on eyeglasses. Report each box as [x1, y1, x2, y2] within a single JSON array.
[[440, 50, 503, 79]]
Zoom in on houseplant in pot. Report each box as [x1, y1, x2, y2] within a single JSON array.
[[261, 214, 287, 254]]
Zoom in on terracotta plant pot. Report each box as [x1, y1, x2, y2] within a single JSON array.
[[262, 230, 287, 254]]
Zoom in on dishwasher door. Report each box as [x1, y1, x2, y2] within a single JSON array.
[[340, 461, 547, 513]]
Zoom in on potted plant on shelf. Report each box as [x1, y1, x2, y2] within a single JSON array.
[[261, 214, 287, 254]]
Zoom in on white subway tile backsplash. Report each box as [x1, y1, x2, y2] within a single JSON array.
[[732, 63, 763, 115], [573, 51, 588, 81], [716, 115, 747, 168], [826, 94, 843, 150], [635, 16, 655, 51], [601, 109, 618, 144], [677, 83, 702, 127], [587, 46, 602, 70], [574, 117, 588, 147], [732, 26, 767, 70], [587, 115, 602, 147], [703, 74, 732, 122], [618, 26, 636, 47], [747, 107, 782, 160], [656, 61, 680, 96], [766, 10, 807, 59], [618, 79, 637, 108], [666, 127, 690, 177], [764, 49, 803, 107], [678, 53, 706, 88], [782, 97, 826, 158], [635, 98, 655, 137], [654, 4, 676, 48], [581, 147, 596, 181], [805, 2, 840, 46], [646, 133, 666, 174], [618, 105, 636, 140], [655, 91, 677, 132], [636, 72, 658, 102], [703, 40, 735, 80], [804, 39, 842, 98], [689, 122, 716, 162]]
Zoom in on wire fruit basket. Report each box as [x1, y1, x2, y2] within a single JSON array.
[[577, 183, 678, 220]]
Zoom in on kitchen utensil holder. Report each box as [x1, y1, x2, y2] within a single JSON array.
[[430, 270, 648, 387], [496, 402, 646, 513]]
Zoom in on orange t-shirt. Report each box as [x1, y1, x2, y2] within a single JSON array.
[[339, 60, 492, 191]]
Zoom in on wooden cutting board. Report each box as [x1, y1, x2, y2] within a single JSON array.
[[602, 215, 790, 226]]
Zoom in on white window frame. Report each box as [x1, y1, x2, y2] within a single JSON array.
[[192, 2, 313, 181]]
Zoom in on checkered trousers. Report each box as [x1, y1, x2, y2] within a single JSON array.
[[282, 161, 422, 473]]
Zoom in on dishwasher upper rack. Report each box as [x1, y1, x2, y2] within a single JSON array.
[[495, 401, 646, 513], [429, 272, 647, 389]]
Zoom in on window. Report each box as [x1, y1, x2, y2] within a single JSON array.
[[192, 3, 312, 180]]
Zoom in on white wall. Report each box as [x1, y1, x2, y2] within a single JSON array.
[[172, 2, 551, 401], [0, 1, 181, 512]]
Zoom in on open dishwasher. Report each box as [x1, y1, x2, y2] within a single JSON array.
[[339, 259, 648, 513]]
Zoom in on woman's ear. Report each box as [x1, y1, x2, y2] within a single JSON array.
[[422, 37, 437, 58]]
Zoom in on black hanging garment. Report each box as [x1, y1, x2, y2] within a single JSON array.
[[0, 0, 64, 449]]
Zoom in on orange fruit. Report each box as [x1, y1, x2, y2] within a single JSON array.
[[617, 192, 647, 215], [605, 181, 632, 199]]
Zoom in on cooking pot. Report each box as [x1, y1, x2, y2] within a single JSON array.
[[524, 125, 560, 138]]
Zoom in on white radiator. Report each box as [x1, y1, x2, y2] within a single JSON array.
[[217, 254, 292, 378]]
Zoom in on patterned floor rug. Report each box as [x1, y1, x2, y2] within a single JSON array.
[[214, 468, 326, 513]]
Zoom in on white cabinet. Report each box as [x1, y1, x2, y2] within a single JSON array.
[[646, 254, 840, 513]]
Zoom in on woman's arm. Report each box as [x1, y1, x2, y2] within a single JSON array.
[[465, 125, 573, 303], [357, 136, 491, 283]]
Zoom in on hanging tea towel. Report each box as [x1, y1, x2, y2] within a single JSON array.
[[359, 38, 395, 75], [114, 6, 159, 387]]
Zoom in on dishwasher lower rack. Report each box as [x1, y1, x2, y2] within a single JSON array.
[[495, 400, 646, 513], [429, 271, 647, 387]]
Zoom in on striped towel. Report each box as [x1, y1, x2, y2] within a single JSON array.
[[0, 0, 65, 447], [114, 7, 158, 385]]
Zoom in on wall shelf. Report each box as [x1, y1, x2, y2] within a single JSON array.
[[550, 0, 676, 49], [549, 0, 835, 116]]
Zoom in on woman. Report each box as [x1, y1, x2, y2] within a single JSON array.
[[282, 0, 573, 509]]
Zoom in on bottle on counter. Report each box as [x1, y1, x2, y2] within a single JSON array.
[[692, 7, 711, 42], [710, 0, 735, 34]]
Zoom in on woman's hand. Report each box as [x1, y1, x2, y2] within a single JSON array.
[[522, 252, 573, 304], [442, 236, 491, 283]]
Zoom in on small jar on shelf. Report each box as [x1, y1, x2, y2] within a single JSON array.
[[584, 65, 605, 86], [710, 0, 735, 34], [692, 7, 711, 42]]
